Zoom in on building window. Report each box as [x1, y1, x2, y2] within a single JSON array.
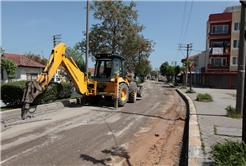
[[234, 22, 240, 31], [211, 58, 227, 66], [233, 40, 239, 48], [26, 74, 31, 80], [222, 58, 227, 66], [212, 25, 228, 34], [232, 57, 238, 66]]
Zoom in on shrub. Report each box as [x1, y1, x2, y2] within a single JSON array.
[[33, 81, 62, 105], [58, 82, 74, 98], [1, 80, 28, 107], [1, 80, 74, 107], [226, 105, 242, 119], [209, 140, 246, 166], [180, 86, 187, 89], [197, 93, 213, 100], [174, 82, 179, 86]]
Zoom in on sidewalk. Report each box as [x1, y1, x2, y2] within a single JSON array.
[[180, 84, 242, 165]]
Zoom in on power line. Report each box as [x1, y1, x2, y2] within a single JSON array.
[[5, 37, 52, 51], [182, 1, 194, 43], [2, 21, 55, 34]]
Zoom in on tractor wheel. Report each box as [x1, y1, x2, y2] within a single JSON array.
[[129, 87, 137, 103], [86, 95, 102, 104], [128, 82, 137, 103], [118, 83, 129, 107]]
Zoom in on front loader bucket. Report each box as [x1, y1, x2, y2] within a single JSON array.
[[21, 81, 44, 119]]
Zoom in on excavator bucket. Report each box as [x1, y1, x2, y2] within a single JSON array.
[[21, 81, 44, 119]]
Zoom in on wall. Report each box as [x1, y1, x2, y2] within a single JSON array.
[[230, 11, 240, 72], [20, 67, 41, 80]]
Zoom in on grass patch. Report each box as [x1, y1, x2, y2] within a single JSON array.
[[51, 94, 83, 103], [226, 105, 242, 119], [209, 140, 246, 166], [1, 107, 19, 112], [226, 93, 236, 98], [168, 81, 174, 85], [197, 93, 213, 100], [180, 86, 187, 89]]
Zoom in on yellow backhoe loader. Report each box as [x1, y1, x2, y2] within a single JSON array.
[[21, 43, 142, 119]]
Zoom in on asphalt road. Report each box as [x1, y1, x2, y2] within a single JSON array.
[[1, 81, 186, 166]]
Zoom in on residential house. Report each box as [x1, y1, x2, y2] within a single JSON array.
[[204, 5, 240, 89], [181, 54, 199, 84], [193, 51, 206, 85], [1, 53, 65, 83]]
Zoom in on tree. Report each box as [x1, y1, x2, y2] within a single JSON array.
[[88, 71, 92, 79], [75, 1, 155, 79], [1, 58, 17, 82], [174, 65, 181, 84], [135, 60, 152, 82], [65, 47, 86, 72], [0, 46, 5, 54], [122, 34, 155, 79], [160, 61, 169, 77], [24, 51, 47, 65], [180, 66, 186, 86], [184, 61, 194, 91], [166, 65, 175, 82], [76, 1, 144, 59]]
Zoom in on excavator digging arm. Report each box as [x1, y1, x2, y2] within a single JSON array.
[[21, 43, 88, 119]]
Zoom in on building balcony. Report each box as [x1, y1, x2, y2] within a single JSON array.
[[209, 47, 230, 55], [206, 64, 230, 72]]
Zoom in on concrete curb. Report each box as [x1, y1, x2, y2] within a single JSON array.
[[1, 98, 82, 122], [176, 89, 203, 166]]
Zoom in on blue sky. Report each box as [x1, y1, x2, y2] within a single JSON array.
[[1, 0, 240, 69]]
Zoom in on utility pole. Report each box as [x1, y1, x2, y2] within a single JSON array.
[[53, 34, 62, 47], [53, 35, 56, 47], [86, 0, 89, 78], [240, 0, 246, 144], [179, 43, 193, 86], [236, 2, 246, 115]]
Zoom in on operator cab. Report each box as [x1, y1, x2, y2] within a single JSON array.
[[93, 53, 126, 82]]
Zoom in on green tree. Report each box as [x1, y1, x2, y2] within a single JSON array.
[[150, 71, 157, 78], [136, 60, 152, 82], [160, 61, 169, 77], [1, 58, 17, 82], [24, 51, 47, 65], [180, 66, 186, 86], [184, 61, 193, 91], [174, 65, 181, 84], [166, 65, 175, 82], [76, 1, 144, 59], [65, 47, 86, 72], [0, 46, 5, 54], [122, 34, 155, 79], [88, 71, 92, 79]]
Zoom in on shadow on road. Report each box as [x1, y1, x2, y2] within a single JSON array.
[[102, 147, 132, 166], [80, 154, 111, 165]]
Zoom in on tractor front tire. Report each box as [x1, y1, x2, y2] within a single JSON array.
[[129, 82, 137, 103], [118, 83, 129, 107]]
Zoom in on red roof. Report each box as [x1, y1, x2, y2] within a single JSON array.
[[88, 68, 95, 75], [2, 53, 65, 70], [181, 54, 199, 63], [2, 53, 46, 68]]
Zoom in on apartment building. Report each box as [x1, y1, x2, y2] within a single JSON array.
[[203, 5, 240, 89]]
